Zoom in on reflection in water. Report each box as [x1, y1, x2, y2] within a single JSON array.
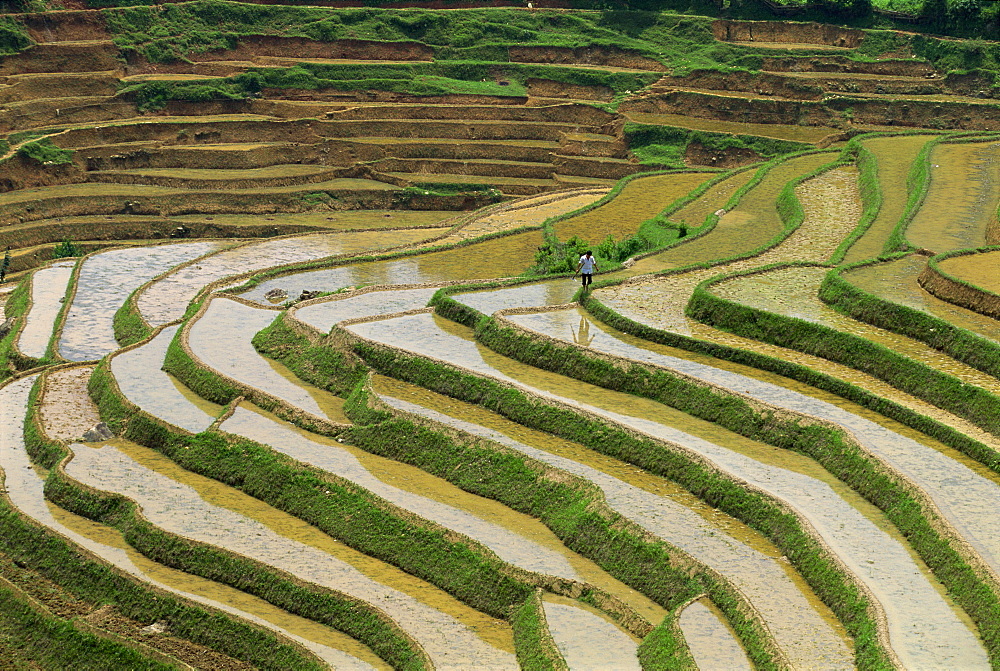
[[18, 261, 75, 359], [58, 241, 224, 362], [187, 298, 344, 421], [571, 316, 594, 346], [0, 376, 378, 668], [139, 229, 440, 326], [112, 324, 220, 433], [541, 595, 641, 671], [240, 230, 543, 305], [349, 313, 854, 669], [678, 599, 752, 671], [63, 438, 518, 668]]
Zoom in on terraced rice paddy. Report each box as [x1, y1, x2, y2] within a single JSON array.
[[9, 7, 1000, 669]]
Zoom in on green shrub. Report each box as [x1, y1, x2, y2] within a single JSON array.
[[17, 139, 73, 166], [52, 240, 83, 259]]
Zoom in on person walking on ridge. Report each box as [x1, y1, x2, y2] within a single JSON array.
[[576, 250, 598, 290]]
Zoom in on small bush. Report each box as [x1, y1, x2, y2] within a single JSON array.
[[17, 139, 73, 166], [52, 240, 83, 259]]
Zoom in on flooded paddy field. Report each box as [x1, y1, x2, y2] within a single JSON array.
[[8, 26, 1000, 665]]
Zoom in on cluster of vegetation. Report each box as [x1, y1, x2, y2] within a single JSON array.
[[119, 60, 660, 110], [51, 239, 83, 259], [0, 16, 30, 56], [529, 232, 649, 276], [625, 123, 813, 167], [16, 139, 74, 166]]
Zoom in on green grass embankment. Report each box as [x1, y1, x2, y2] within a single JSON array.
[[346, 332, 881, 669], [0, 276, 40, 378], [91, 344, 658, 653], [511, 591, 568, 671], [624, 124, 811, 168], [687, 262, 1000, 439], [255, 312, 775, 668], [0, 382, 326, 671], [0, 580, 175, 671], [432, 291, 1000, 668], [820, 255, 1000, 380]]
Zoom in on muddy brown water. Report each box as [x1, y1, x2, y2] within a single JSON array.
[[507, 306, 1000, 662], [239, 230, 543, 305], [665, 169, 756, 230], [348, 312, 856, 669], [906, 141, 1000, 253], [845, 255, 1000, 344], [17, 260, 75, 359], [842, 135, 936, 264], [540, 594, 641, 671], [139, 228, 443, 326], [353, 310, 992, 668], [678, 599, 752, 671], [0, 375, 382, 669], [552, 172, 714, 244], [58, 241, 225, 362], [111, 324, 221, 434], [938, 249, 1000, 295], [187, 298, 348, 422], [622, 112, 838, 143], [711, 265, 1000, 394], [63, 437, 519, 668]]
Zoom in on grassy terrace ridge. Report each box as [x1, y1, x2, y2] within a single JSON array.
[[0, 379, 326, 670], [821, 253, 1000, 380], [256, 312, 783, 669], [339, 323, 885, 669], [424, 276, 1000, 668], [98, 317, 661, 660], [688, 261, 1000, 438]]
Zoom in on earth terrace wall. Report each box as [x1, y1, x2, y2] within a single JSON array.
[[511, 590, 569, 671], [688, 261, 1000, 438], [919, 246, 1000, 321], [338, 309, 878, 669], [821, 253, 1000, 380], [95, 326, 652, 649], [0, 186, 490, 228], [84, 167, 351, 190], [32, 372, 431, 671], [0, 373, 327, 671], [0, 218, 328, 252]]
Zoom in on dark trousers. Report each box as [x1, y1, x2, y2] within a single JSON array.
[[581, 273, 593, 287]]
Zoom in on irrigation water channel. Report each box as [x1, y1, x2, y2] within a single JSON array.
[[8, 151, 1000, 668]]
